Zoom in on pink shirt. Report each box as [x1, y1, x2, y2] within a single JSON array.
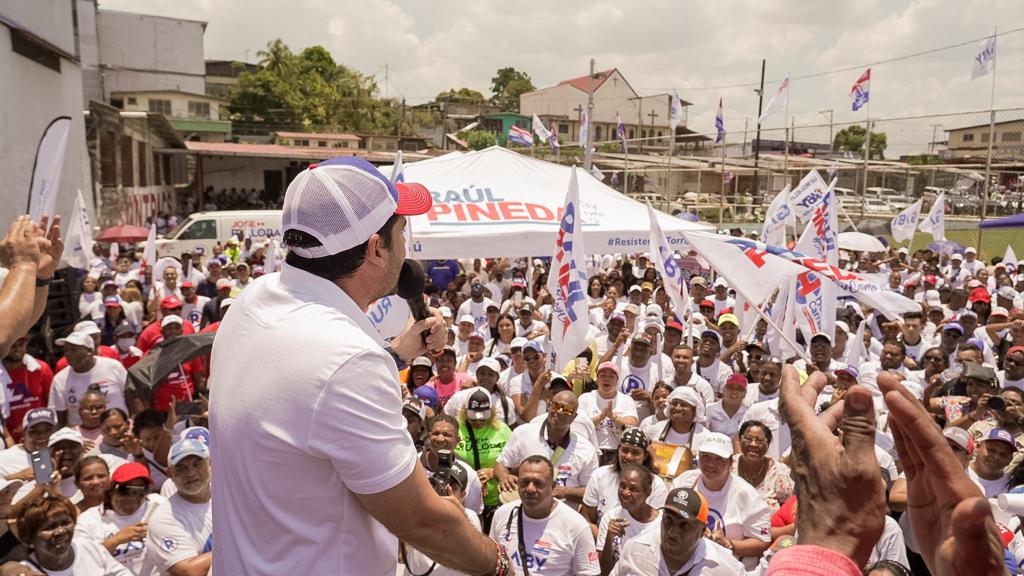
[[766, 545, 861, 576], [430, 372, 473, 408]]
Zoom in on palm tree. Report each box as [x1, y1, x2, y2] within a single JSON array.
[[257, 39, 294, 78]]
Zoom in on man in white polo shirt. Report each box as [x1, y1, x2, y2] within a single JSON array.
[[210, 157, 507, 575], [48, 331, 130, 427]]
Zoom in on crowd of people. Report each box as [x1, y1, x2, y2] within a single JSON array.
[[0, 165, 1022, 574]]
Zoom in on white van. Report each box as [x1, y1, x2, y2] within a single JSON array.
[[154, 210, 283, 259]]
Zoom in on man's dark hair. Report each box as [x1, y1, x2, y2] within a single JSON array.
[[1000, 387, 1024, 403], [284, 213, 400, 281], [132, 409, 167, 436], [618, 463, 654, 495], [521, 454, 554, 478], [426, 414, 459, 434], [884, 340, 907, 356], [902, 311, 923, 321]]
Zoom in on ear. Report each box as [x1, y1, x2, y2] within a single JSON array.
[[363, 233, 388, 269]]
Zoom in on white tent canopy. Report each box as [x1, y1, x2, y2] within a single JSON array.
[[381, 147, 711, 259]]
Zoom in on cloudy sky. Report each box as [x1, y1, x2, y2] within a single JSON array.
[[100, 0, 1024, 156]]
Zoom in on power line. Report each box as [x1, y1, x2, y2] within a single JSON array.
[[639, 26, 1024, 93]]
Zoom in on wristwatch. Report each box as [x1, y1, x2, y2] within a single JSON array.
[[385, 347, 408, 372], [35, 276, 53, 287]]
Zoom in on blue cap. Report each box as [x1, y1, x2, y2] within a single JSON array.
[[179, 426, 210, 447], [523, 340, 545, 354], [943, 322, 964, 334], [169, 438, 210, 466], [413, 385, 440, 409], [22, 408, 57, 430], [985, 428, 1016, 450]]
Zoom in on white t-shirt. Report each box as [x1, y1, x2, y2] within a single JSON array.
[[489, 500, 600, 576], [968, 466, 1010, 497], [596, 505, 661, 564], [146, 493, 212, 574], [418, 454, 484, 515], [611, 531, 745, 576], [404, 508, 481, 576], [582, 465, 668, 523], [208, 264, 419, 574], [671, 471, 771, 569], [705, 401, 747, 438], [673, 372, 716, 407], [22, 540, 131, 576], [74, 494, 168, 574], [49, 357, 129, 426], [867, 515, 909, 567], [742, 385, 779, 408], [496, 421, 598, 489], [695, 359, 733, 396], [0, 445, 29, 477], [576, 392, 639, 450], [181, 295, 211, 331], [457, 298, 497, 331], [616, 359, 666, 421]]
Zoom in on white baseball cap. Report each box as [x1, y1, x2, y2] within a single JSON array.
[[439, 306, 453, 318], [458, 314, 475, 325], [965, 247, 977, 255], [477, 357, 501, 374], [55, 331, 94, 350], [73, 320, 102, 336], [713, 277, 729, 288], [698, 432, 734, 459], [510, 337, 528, 350], [47, 427, 84, 448], [282, 157, 432, 257], [925, 289, 942, 307], [219, 298, 234, 309], [161, 315, 184, 328]]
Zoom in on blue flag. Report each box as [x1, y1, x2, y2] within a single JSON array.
[[715, 98, 725, 144], [615, 112, 627, 153]]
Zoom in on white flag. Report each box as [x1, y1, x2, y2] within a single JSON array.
[[532, 114, 552, 143], [762, 185, 792, 247], [767, 283, 799, 361], [670, 89, 684, 131], [1004, 244, 1018, 274], [61, 189, 94, 269], [546, 168, 591, 370], [110, 238, 119, 260], [890, 199, 923, 243], [971, 29, 997, 81], [845, 319, 867, 365], [391, 150, 414, 258], [264, 237, 279, 274], [28, 117, 72, 221], [793, 224, 836, 341], [647, 203, 689, 324], [919, 193, 946, 242], [680, 231, 804, 307], [788, 170, 830, 222], [578, 110, 589, 149], [142, 223, 157, 268], [758, 75, 790, 124]]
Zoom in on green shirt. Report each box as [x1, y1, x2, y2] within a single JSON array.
[[455, 420, 512, 507]]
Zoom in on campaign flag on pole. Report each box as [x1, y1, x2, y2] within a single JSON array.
[[845, 319, 867, 365], [390, 150, 405, 183], [647, 203, 689, 323], [971, 29, 997, 81], [615, 112, 627, 153], [827, 160, 839, 180], [890, 199, 923, 243], [547, 169, 591, 370], [550, 121, 560, 151], [919, 193, 946, 242], [578, 110, 589, 148], [508, 125, 533, 147], [849, 68, 871, 112], [28, 116, 72, 221], [793, 224, 835, 340], [767, 282, 799, 360], [391, 151, 415, 257], [109, 238, 119, 261], [532, 114, 551, 143], [62, 189, 94, 269], [758, 75, 790, 124], [142, 223, 157, 272], [713, 235, 921, 317], [762, 185, 792, 247], [670, 89, 684, 132], [715, 98, 725, 144], [680, 231, 805, 307], [788, 170, 831, 222], [1003, 244, 1017, 274]]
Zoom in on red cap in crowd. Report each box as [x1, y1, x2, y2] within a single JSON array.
[[968, 287, 991, 304], [161, 295, 182, 309]]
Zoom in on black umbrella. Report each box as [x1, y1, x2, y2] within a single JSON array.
[[127, 332, 216, 400]]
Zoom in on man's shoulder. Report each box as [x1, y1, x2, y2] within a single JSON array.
[[552, 500, 591, 529]]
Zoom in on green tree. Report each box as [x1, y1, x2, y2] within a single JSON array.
[[490, 67, 535, 112], [257, 39, 295, 78], [833, 125, 888, 160], [436, 88, 486, 104], [466, 130, 496, 150]]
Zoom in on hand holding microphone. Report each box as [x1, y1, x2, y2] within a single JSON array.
[[393, 260, 446, 359]]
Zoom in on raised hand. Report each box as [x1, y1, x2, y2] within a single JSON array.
[[32, 214, 63, 279], [879, 373, 1005, 576]]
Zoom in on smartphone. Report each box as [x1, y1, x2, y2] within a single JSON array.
[[29, 448, 52, 485], [175, 401, 205, 416]]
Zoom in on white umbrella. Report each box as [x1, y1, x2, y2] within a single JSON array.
[[838, 231, 886, 253]]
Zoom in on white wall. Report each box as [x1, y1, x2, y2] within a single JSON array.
[[202, 157, 294, 192], [97, 10, 206, 95], [0, 16, 93, 229]]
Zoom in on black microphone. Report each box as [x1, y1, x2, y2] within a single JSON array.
[[397, 259, 441, 355]]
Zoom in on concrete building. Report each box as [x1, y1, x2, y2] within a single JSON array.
[[110, 89, 230, 142], [205, 59, 258, 100], [944, 119, 1024, 162], [0, 0, 92, 227], [520, 69, 692, 152], [275, 131, 361, 150]]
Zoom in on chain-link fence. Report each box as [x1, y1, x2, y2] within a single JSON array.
[[531, 107, 1024, 262]]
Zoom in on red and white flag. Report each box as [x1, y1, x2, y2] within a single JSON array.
[[546, 169, 591, 370]]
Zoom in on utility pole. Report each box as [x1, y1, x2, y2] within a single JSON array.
[[753, 59, 766, 194], [397, 97, 405, 136], [584, 59, 596, 171], [818, 109, 834, 154], [929, 124, 942, 155], [384, 63, 389, 99]]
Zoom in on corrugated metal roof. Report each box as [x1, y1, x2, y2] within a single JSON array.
[[179, 141, 433, 163], [274, 131, 360, 140]]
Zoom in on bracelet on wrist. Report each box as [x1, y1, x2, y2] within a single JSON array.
[[35, 276, 53, 287]]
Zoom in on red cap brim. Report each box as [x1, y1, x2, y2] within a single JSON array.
[[394, 182, 433, 216]]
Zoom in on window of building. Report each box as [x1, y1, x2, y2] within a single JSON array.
[[559, 123, 568, 134], [120, 137, 134, 186], [127, 96, 137, 105], [628, 129, 635, 139], [657, 130, 663, 138], [318, 141, 327, 147], [162, 155, 172, 185], [149, 99, 172, 115], [595, 126, 603, 140], [11, 29, 60, 72], [137, 141, 148, 187], [100, 131, 117, 187], [962, 133, 974, 142], [188, 101, 210, 118], [296, 139, 309, 146], [1002, 132, 1021, 142]]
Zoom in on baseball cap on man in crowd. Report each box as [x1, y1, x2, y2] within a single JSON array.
[[281, 157, 432, 258], [662, 487, 709, 524]]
